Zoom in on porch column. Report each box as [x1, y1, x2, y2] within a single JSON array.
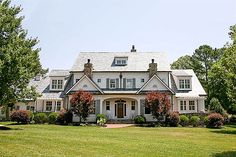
[[100, 99, 103, 114], [137, 99, 140, 115], [55, 100, 57, 112]]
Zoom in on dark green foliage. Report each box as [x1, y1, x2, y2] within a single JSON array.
[[56, 109, 73, 125], [179, 115, 189, 126], [96, 114, 107, 121], [171, 55, 193, 69], [230, 115, 236, 124], [166, 112, 180, 127], [209, 98, 225, 115], [10, 110, 30, 124], [48, 112, 58, 124], [134, 115, 146, 124], [206, 113, 224, 128], [190, 116, 200, 127], [0, 0, 45, 120], [34, 113, 47, 124]]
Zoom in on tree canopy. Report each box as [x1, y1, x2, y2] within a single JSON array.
[[0, 0, 44, 117]]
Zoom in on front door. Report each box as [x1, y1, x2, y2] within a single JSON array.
[[117, 103, 124, 118]]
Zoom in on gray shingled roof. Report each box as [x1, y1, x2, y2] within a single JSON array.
[[171, 70, 192, 76], [49, 70, 70, 77], [71, 52, 170, 72]]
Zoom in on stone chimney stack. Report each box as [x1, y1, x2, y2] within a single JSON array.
[[131, 45, 136, 52], [84, 59, 93, 78], [148, 59, 157, 78]]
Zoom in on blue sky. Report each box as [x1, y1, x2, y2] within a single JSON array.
[[11, 0, 236, 70]]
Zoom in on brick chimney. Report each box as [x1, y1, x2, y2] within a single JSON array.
[[84, 59, 93, 78], [148, 59, 157, 78]]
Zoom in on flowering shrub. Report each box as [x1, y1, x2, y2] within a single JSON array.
[[96, 114, 107, 122], [134, 115, 146, 124], [70, 90, 94, 123], [145, 92, 171, 121], [34, 112, 48, 124], [48, 112, 58, 124], [206, 113, 224, 128], [190, 116, 200, 127], [180, 115, 189, 127], [97, 118, 106, 126], [166, 112, 180, 127], [10, 110, 30, 124]]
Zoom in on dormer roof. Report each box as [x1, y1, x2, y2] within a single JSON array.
[[49, 70, 70, 77]]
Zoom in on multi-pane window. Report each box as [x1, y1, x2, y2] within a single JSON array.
[[115, 58, 127, 65], [46, 101, 52, 111], [131, 101, 135, 110], [179, 79, 190, 89], [110, 79, 116, 89], [126, 79, 133, 88], [180, 100, 187, 111], [56, 101, 61, 111], [106, 101, 110, 110], [51, 80, 63, 89], [189, 101, 195, 110]]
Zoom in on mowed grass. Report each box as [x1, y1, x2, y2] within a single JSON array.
[[0, 123, 236, 157]]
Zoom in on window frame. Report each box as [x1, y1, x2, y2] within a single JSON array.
[[189, 100, 195, 111], [56, 101, 61, 111], [46, 101, 52, 111], [106, 101, 110, 111], [51, 79, 64, 90], [180, 100, 187, 111], [179, 79, 191, 90], [131, 101, 135, 110], [109, 79, 116, 89], [126, 79, 133, 89]]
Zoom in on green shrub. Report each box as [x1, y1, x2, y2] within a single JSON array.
[[96, 114, 108, 122], [56, 109, 73, 125], [209, 98, 225, 115], [166, 112, 180, 127], [204, 116, 209, 126], [10, 110, 30, 124], [180, 115, 189, 127], [206, 113, 224, 128], [34, 113, 48, 124], [48, 112, 58, 124], [134, 115, 146, 124], [97, 118, 106, 126], [230, 115, 236, 124], [190, 116, 200, 127]]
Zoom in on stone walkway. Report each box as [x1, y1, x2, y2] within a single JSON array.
[[105, 124, 135, 128]]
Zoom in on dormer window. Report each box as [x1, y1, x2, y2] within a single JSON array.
[[51, 79, 63, 90], [114, 57, 128, 66], [179, 79, 191, 89]]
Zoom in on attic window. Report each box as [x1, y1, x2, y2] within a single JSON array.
[[115, 57, 127, 66]]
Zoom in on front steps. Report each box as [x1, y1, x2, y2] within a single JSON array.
[[107, 119, 134, 124]]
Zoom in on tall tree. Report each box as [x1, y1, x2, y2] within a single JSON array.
[[171, 55, 193, 69], [228, 24, 236, 44], [0, 0, 43, 118]]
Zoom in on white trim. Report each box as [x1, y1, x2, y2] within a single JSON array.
[[66, 75, 104, 94], [137, 75, 174, 94]]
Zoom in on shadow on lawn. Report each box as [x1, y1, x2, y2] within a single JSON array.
[[211, 129, 236, 135], [212, 151, 236, 157]]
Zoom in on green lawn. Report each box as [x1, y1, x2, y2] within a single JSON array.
[[0, 123, 236, 157]]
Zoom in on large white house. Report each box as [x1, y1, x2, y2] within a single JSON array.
[[15, 46, 206, 122]]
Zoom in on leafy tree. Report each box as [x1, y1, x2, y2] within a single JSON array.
[[70, 90, 94, 123], [0, 0, 44, 119], [171, 55, 193, 69], [229, 24, 236, 44], [145, 91, 171, 122], [209, 97, 225, 115]]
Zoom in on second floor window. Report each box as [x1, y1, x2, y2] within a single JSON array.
[[179, 79, 190, 89], [52, 80, 63, 89], [110, 79, 116, 89], [126, 79, 133, 88]]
